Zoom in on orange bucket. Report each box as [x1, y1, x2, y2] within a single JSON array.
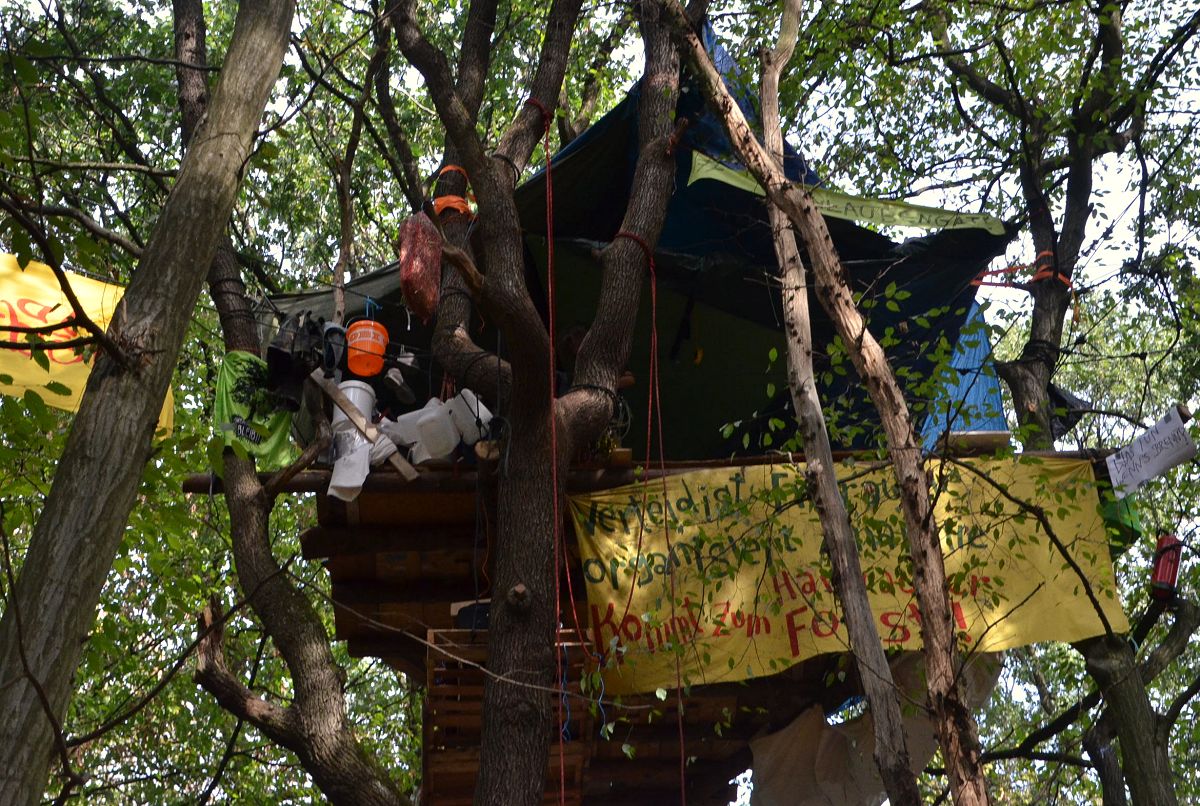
[[346, 319, 388, 377]]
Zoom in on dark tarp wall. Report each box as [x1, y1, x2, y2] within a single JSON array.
[[512, 46, 1012, 456]]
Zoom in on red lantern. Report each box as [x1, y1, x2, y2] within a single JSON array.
[[1151, 534, 1183, 600]]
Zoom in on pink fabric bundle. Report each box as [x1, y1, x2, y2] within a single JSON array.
[[397, 212, 442, 323]]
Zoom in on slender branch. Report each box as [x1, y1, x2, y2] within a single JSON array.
[[1161, 668, 1200, 736], [0, 154, 174, 178], [16, 202, 144, 258], [263, 403, 331, 498], [25, 53, 220, 71], [0, 336, 96, 352], [0, 318, 83, 336], [0, 196, 129, 363]]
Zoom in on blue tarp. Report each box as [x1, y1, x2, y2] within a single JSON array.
[[921, 302, 1008, 449]]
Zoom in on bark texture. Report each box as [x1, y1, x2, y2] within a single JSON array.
[[394, 2, 679, 802], [758, 3, 919, 803], [1082, 635, 1177, 806], [171, 3, 407, 801], [660, 3, 990, 804], [0, 4, 295, 804]]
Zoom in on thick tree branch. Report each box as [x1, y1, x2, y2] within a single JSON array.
[[0, 154, 174, 178], [371, 10, 424, 212], [194, 598, 295, 743], [562, 2, 680, 443], [558, 13, 630, 145], [15, 203, 143, 258], [490, 0, 586, 176], [390, 0, 491, 176], [928, 9, 1025, 120]]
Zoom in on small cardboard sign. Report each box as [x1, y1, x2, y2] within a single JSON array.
[[1106, 406, 1196, 499]]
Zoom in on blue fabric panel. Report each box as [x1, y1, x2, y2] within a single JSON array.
[[921, 302, 1008, 450]]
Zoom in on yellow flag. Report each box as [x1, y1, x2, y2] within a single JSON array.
[[570, 457, 1127, 695], [0, 254, 174, 435]]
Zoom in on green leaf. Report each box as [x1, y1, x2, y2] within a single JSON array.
[[43, 381, 72, 396], [11, 55, 37, 85], [207, 435, 226, 478], [32, 346, 50, 372], [23, 389, 55, 431]]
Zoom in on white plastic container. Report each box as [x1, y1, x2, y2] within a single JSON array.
[[417, 401, 460, 458], [387, 397, 439, 446], [446, 388, 492, 446], [331, 380, 376, 432]]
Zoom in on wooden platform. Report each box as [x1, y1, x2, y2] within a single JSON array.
[[181, 448, 1106, 803], [287, 466, 860, 804]]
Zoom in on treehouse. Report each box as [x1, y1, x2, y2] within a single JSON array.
[[186, 30, 1134, 806]]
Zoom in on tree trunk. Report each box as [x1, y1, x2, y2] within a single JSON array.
[[757, 4, 919, 802], [1084, 720, 1129, 806], [392, 3, 678, 800], [0, 4, 294, 803], [660, 4, 990, 803], [171, 2, 407, 799], [1081, 635, 1178, 806], [476, 404, 560, 805]]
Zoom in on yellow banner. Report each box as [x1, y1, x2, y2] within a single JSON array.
[[0, 254, 173, 434], [688, 151, 1008, 236], [569, 458, 1126, 695]]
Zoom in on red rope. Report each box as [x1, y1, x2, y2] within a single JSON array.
[[527, 96, 567, 806], [972, 250, 1071, 288], [613, 230, 687, 806]]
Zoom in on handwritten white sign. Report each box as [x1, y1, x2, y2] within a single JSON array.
[[1106, 407, 1197, 498]]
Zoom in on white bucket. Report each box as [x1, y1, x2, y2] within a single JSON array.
[[417, 402, 460, 458], [446, 389, 492, 446], [331, 380, 376, 431]]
